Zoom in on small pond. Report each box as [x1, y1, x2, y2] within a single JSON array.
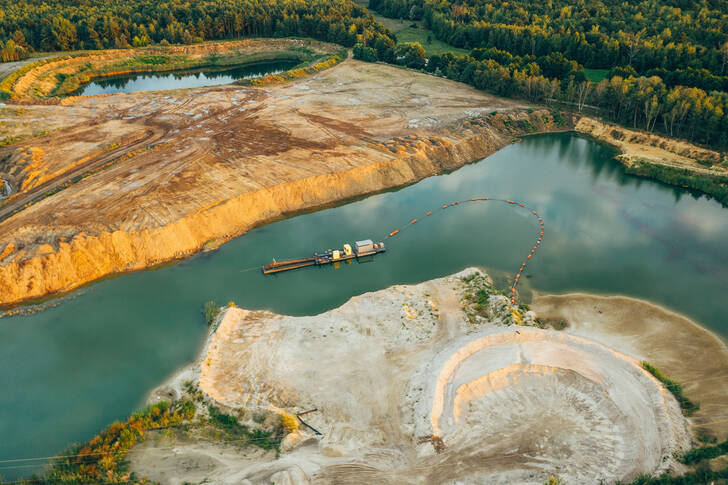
[[72, 59, 300, 95]]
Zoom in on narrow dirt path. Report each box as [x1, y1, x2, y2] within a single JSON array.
[[0, 128, 164, 222]]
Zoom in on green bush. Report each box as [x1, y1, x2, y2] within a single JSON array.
[[202, 300, 221, 326], [641, 361, 700, 416], [206, 405, 285, 451], [682, 439, 728, 465], [628, 465, 728, 484]]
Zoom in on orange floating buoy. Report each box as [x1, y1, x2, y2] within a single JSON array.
[[507, 200, 515, 204], [411, 219, 417, 224], [517, 203, 525, 207], [527, 254, 532, 259], [442, 205, 448, 209], [471, 198, 478, 201], [540, 231, 544, 236], [532, 211, 537, 215], [426, 211, 432, 216], [481, 197, 489, 200], [511, 288, 516, 292], [389, 230, 399, 237]]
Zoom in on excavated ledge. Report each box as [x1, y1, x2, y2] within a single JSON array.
[[414, 327, 689, 483], [0, 127, 510, 306]]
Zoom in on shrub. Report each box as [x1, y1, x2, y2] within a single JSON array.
[[281, 413, 300, 433], [202, 300, 221, 326], [641, 361, 699, 416], [206, 405, 285, 451], [682, 439, 728, 465], [39, 400, 194, 483]]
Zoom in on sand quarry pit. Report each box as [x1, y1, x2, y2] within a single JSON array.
[[417, 328, 688, 483], [132, 268, 703, 485]]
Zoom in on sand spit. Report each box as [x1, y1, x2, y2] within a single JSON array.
[[131, 268, 707, 484]]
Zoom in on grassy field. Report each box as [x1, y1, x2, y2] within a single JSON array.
[[395, 25, 470, 56], [372, 13, 411, 33], [585, 68, 609, 83], [355, 0, 467, 56]]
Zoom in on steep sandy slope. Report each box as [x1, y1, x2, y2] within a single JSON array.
[[0, 60, 544, 306], [575, 117, 726, 176], [532, 293, 728, 441]]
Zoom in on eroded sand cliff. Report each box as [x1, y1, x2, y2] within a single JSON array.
[[0, 60, 541, 306]]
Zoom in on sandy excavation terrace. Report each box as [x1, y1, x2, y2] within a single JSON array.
[[126, 268, 726, 485], [0, 56, 528, 305], [0, 59, 518, 236]]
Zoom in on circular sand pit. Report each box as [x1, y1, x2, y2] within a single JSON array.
[[412, 327, 690, 484]]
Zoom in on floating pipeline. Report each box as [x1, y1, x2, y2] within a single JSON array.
[[383, 197, 544, 306], [253, 196, 544, 306]]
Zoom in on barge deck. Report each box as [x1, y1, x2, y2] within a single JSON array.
[[262, 239, 385, 274]]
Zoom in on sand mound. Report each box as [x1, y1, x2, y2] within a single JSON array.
[[135, 269, 692, 484]]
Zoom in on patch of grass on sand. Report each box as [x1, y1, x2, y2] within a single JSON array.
[[641, 361, 700, 416], [681, 439, 728, 465], [205, 404, 285, 451]]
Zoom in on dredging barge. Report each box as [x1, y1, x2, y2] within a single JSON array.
[[262, 239, 386, 274]]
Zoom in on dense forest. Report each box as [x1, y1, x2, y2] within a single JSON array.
[[0, 0, 390, 57], [370, 0, 728, 75], [1, 0, 727, 150], [361, 0, 728, 150]]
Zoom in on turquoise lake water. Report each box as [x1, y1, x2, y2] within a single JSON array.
[[1, 132, 727, 478]]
